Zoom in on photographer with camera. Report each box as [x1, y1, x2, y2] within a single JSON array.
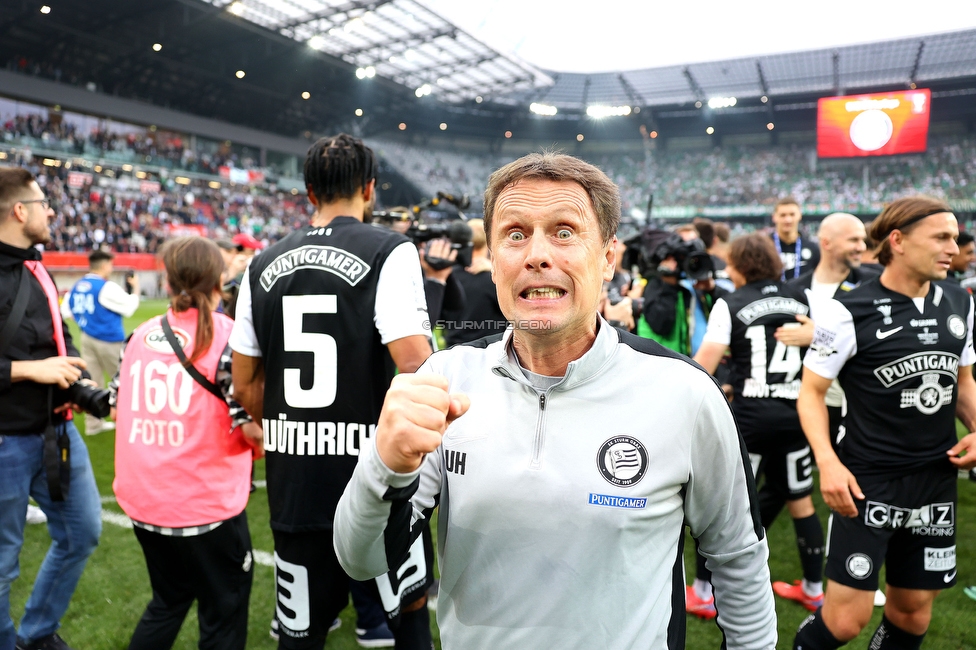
[[381, 201, 472, 327], [636, 226, 727, 355], [61, 250, 140, 435], [420, 237, 466, 327], [442, 219, 506, 346], [0, 167, 102, 650]]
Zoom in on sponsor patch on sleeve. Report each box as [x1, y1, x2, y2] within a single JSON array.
[[810, 327, 838, 358]]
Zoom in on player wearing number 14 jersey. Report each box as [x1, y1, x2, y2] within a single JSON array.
[[692, 233, 825, 616], [230, 135, 434, 650]]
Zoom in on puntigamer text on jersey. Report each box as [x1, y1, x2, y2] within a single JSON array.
[[259, 245, 371, 291]]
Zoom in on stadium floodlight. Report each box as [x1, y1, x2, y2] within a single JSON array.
[[530, 102, 558, 116], [706, 126, 715, 135], [355, 108, 364, 116], [356, 67, 375, 79], [576, 134, 584, 141], [40, 5, 51, 14], [235, 70, 245, 79], [302, 91, 310, 100], [761, 95, 769, 103], [767, 122, 775, 130], [228, 1, 244, 16], [707, 97, 737, 109], [415, 84, 432, 97], [152, 43, 162, 52], [586, 105, 631, 118], [308, 35, 326, 51], [440, 123, 448, 131]]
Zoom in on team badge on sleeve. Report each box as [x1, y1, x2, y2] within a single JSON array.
[[597, 436, 647, 487], [947, 314, 965, 339]]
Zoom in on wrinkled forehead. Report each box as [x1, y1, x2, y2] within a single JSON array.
[[494, 178, 596, 223]]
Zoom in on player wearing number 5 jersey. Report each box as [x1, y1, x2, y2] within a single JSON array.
[[692, 233, 825, 616], [230, 134, 434, 650], [110, 237, 263, 650]]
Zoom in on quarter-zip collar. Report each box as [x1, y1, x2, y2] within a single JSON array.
[[491, 315, 620, 391]]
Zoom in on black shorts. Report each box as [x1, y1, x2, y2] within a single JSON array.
[[272, 527, 434, 649], [745, 430, 814, 501], [825, 468, 957, 591]]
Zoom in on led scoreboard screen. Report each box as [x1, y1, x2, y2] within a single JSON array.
[[817, 89, 930, 158]]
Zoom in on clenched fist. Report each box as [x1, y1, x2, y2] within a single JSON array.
[[376, 374, 470, 474]]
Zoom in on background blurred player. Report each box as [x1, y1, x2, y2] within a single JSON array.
[[62, 250, 140, 434], [771, 198, 820, 280], [692, 232, 824, 617]]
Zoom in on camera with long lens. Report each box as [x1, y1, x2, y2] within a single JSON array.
[[624, 229, 714, 281], [372, 191, 474, 269], [63, 381, 112, 419]]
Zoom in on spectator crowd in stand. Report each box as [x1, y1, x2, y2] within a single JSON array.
[[3, 111, 275, 177], [15, 157, 312, 254], [4, 113, 976, 255]]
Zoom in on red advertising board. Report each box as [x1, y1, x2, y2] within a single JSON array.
[[43, 252, 160, 270], [817, 89, 930, 158]]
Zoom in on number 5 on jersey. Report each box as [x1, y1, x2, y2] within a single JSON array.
[[282, 295, 338, 409]]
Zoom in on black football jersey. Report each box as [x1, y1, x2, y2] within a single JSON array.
[[722, 280, 810, 439], [806, 278, 975, 479], [246, 218, 420, 531]]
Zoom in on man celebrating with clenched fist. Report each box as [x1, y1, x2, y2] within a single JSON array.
[[334, 153, 778, 650]]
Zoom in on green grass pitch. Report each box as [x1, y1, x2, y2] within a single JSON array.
[[9, 299, 976, 648]]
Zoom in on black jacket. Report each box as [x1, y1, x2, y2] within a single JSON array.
[[0, 240, 86, 435], [789, 265, 880, 296]]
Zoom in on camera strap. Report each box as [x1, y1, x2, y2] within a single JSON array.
[[161, 314, 224, 402], [0, 268, 30, 358], [1, 267, 71, 501], [43, 389, 71, 502]]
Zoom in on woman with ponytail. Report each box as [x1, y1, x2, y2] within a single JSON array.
[[109, 236, 262, 650]]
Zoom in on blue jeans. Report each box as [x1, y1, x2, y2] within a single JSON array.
[[0, 422, 101, 649]]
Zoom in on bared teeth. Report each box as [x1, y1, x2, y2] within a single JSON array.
[[524, 288, 563, 299]]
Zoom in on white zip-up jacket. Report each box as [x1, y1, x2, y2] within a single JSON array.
[[335, 319, 777, 649]]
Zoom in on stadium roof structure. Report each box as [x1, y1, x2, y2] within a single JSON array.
[[2, 1, 975, 144], [503, 28, 976, 112], [198, 0, 551, 102]]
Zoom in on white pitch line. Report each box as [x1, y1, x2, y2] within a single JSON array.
[[100, 510, 133, 529], [99, 499, 274, 567], [252, 549, 274, 567]]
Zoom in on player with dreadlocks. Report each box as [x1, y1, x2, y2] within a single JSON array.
[[231, 134, 435, 650]]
